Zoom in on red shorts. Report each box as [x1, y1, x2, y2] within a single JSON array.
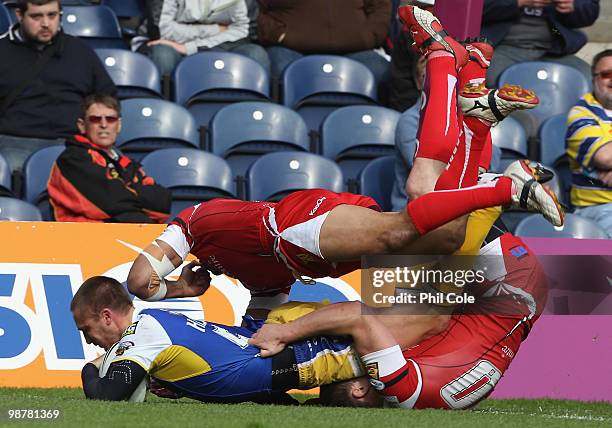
[[264, 189, 380, 280], [389, 234, 547, 409]]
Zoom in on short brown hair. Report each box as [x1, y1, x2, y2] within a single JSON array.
[[16, 0, 60, 13], [592, 49, 612, 75], [71, 276, 133, 319], [80, 94, 121, 120], [319, 380, 383, 408]]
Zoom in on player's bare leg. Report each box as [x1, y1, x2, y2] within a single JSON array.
[[318, 165, 563, 262]]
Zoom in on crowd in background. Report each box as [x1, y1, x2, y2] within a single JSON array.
[[0, 0, 609, 238]]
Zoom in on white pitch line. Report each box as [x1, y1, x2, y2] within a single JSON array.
[[474, 408, 612, 423]]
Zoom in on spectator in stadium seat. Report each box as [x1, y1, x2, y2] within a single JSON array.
[[389, 52, 503, 211], [385, 0, 429, 112], [144, 0, 270, 77], [47, 94, 172, 223], [0, 0, 116, 175], [566, 49, 612, 237], [131, 0, 164, 51], [256, 0, 392, 86], [390, 55, 426, 211], [481, 0, 600, 86]]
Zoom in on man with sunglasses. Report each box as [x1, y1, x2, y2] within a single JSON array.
[[0, 0, 116, 175], [566, 49, 612, 237], [47, 94, 171, 223]]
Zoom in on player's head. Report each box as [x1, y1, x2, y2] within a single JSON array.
[[316, 377, 384, 408], [592, 49, 612, 109], [71, 276, 134, 350], [77, 94, 122, 152], [15, 0, 61, 44]]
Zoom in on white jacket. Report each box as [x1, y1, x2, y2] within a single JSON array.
[[159, 0, 249, 55]]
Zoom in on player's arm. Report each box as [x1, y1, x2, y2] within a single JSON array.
[[127, 238, 211, 301], [249, 300, 397, 357], [81, 359, 147, 401]]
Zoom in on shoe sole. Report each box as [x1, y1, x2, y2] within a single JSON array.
[[410, 7, 454, 53], [519, 160, 565, 226], [497, 84, 539, 106]]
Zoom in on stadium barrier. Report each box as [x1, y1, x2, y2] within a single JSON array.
[[0, 222, 610, 402]]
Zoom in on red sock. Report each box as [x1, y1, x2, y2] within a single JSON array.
[[407, 177, 513, 235], [416, 55, 460, 164], [479, 133, 493, 172]]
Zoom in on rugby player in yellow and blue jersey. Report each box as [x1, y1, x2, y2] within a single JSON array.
[[566, 49, 612, 236], [71, 276, 379, 405]]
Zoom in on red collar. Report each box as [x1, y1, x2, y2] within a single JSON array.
[[74, 134, 110, 152]]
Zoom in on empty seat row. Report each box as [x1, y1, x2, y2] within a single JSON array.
[[499, 61, 591, 138], [115, 100, 400, 185], [95, 50, 378, 131]]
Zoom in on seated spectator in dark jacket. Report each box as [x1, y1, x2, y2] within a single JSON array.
[[0, 0, 116, 174], [144, 0, 270, 77], [481, 0, 600, 86], [257, 0, 392, 85], [48, 94, 171, 223]]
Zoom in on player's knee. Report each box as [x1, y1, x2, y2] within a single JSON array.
[[378, 229, 415, 254], [447, 227, 467, 253], [439, 219, 468, 253], [406, 177, 428, 200]]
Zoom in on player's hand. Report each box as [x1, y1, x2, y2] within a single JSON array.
[[598, 170, 612, 187], [554, 0, 574, 13], [147, 39, 188, 55], [248, 324, 288, 358], [175, 261, 211, 297], [149, 378, 184, 399]]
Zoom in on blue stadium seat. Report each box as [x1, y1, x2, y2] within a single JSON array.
[[247, 152, 343, 201], [539, 113, 568, 166], [359, 156, 395, 211], [173, 52, 270, 129], [101, 0, 142, 19], [62, 5, 126, 49], [95, 49, 161, 99], [282, 55, 377, 132], [515, 213, 608, 239], [539, 114, 572, 205], [0, 197, 43, 221], [0, 3, 12, 33], [117, 99, 199, 160], [141, 149, 236, 218], [209, 102, 310, 179], [22, 145, 65, 221], [490, 116, 528, 171], [0, 152, 11, 195], [320, 106, 399, 186], [498, 62, 590, 137]]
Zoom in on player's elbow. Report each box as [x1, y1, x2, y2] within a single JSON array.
[[127, 264, 150, 299]]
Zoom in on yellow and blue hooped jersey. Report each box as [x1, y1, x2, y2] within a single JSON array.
[[111, 309, 274, 403], [109, 307, 362, 402], [566, 93, 612, 206]]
